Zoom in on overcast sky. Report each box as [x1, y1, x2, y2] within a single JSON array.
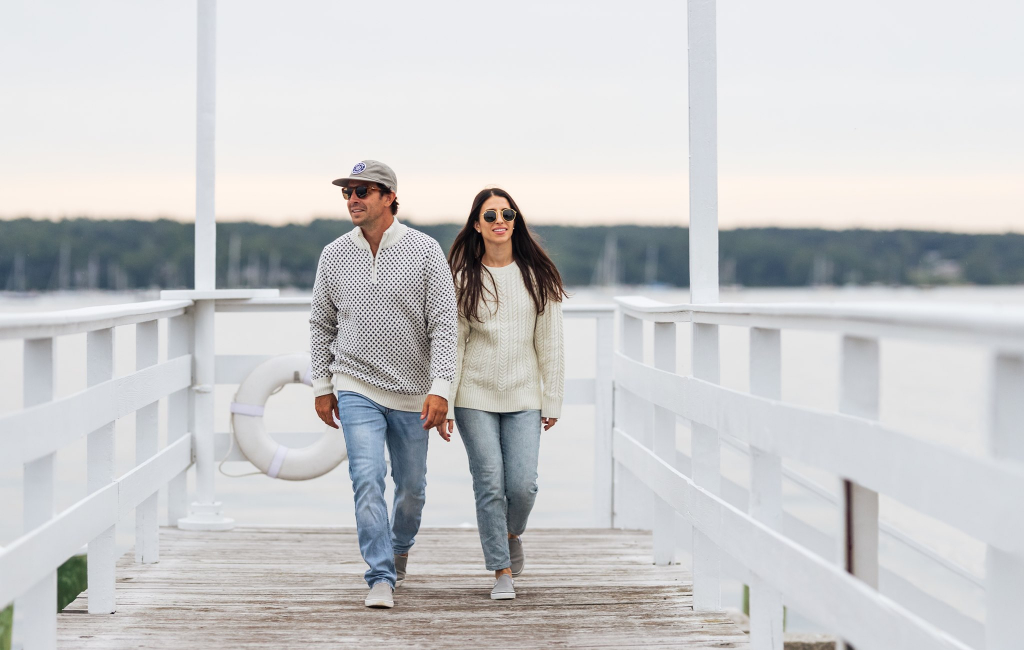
[[1, 0, 1021, 231]]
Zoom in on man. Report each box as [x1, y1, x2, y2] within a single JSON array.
[[310, 160, 457, 608]]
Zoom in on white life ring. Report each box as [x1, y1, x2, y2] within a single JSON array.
[[230, 352, 346, 480]]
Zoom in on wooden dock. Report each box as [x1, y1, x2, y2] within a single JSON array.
[[57, 527, 748, 649]]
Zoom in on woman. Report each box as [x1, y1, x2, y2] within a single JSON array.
[[440, 187, 566, 600]]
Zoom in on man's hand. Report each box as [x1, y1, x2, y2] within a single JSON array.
[[435, 419, 454, 442], [315, 394, 340, 429], [420, 395, 448, 431], [542, 417, 558, 431]]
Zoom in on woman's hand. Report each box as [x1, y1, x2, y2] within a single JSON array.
[[542, 417, 558, 431], [435, 419, 455, 442]]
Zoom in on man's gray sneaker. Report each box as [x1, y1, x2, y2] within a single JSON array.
[[509, 536, 525, 576], [364, 581, 394, 608], [395, 554, 408, 588], [491, 574, 516, 600]]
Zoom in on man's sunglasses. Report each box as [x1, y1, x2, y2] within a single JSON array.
[[483, 208, 517, 223], [341, 185, 383, 200]]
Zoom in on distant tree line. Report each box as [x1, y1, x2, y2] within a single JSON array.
[[2, 217, 1023, 292]]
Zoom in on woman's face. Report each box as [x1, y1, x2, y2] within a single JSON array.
[[474, 195, 514, 247]]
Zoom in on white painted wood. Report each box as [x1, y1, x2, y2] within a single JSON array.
[[160, 289, 280, 301], [86, 328, 116, 614], [178, 299, 234, 530], [687, 0, 719, 305], [986, 353, 1024, 650], [748, 328, 783, 650], [839, 337, 880, 593], [135, 321, 160, 564], [613, 428, 973, 650], [0, 355, 192, 471], [592, 313, 615, 528], [0, 300, 190, 340], [652, 322, 677, 565], [614, 297, 1024, 353], [20, 337, 56, 650], [0, 484, 118, 610], [195, 0, 217, 291], [691, 321, 721, 610], [211, 297, 615, 316], [614, 352, 1024, 553], [614, 314, 652, 530], [672, 446, 985, 647], [0, 439, 191, 609], [167, 313, 193, 526], [118, 437, 193, 521]]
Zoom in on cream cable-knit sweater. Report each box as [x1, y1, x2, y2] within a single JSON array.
[[449, 262, 564, 419]]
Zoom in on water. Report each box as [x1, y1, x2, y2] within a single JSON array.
[[3, 285, 1023, 630]]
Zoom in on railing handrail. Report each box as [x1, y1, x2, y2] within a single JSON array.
[[616, 296, 1024, 351], [0, 299, 193, 340], [214, 295, 617, 317]]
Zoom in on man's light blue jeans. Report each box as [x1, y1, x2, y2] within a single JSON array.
[[454, 408, 542, 571], [337, 391, 429, 588]]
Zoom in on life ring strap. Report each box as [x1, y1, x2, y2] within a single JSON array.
[[230, 402, 265, 417], [267, 444, 288, 478]]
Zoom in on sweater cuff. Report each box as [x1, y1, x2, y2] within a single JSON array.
[[312, 376, 335, 398], [541, 395, 562, 420], [429, 378, 451, 403]]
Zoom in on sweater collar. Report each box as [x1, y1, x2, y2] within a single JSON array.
[[350, 218, 407, 252]]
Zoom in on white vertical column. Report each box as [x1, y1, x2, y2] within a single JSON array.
[[838, 335, 880, 592], [691, 322, 721, 610], [167, 312, 193, 526], [615, 313, 653, 530], [687, 0, 719, 306], [652, 321, 677, 565], [748, 328, 783, 650], [87, 328, 116, 614], [195, 0, 217, 291], [593, 313, 615, 528], [688, 0, 722, 611], [135, 321, 160, 563], [19, 338, 56, 648], [178, 299, 233, 530], [986, 353, 1024, 650]]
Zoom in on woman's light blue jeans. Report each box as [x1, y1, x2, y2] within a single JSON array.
[[454, 408, 542, 571], [337, 391, 429, 588]]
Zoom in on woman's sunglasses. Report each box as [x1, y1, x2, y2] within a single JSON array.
[[482, 208, 517, 223], [341, 185, 382, 200]]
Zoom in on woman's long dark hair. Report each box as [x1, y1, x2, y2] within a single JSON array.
[[448, 188, 568, 322]]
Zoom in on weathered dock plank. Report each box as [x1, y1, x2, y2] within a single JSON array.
[[58, 527, 748, 649]]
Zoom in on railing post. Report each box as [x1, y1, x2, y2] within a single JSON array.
[[838, 335, 880, 649], [167, 311, 194, 526], [985, 352, 1024, 650], [593, 313, 615, 528], [87, 327, 116, 614], [178, 299, 233, 530], [652, 322, 677, 565], [748, 328, 784, 650], [18, 338, 56, 648], [615, 313, 653, 530], [688, 0, 721, 612], [691, 321, 721, 610], [135, 321, 160, 563]]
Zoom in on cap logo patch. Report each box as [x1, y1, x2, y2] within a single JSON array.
[[352, 162, 366, 174]]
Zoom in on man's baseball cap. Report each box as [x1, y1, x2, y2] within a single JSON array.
[[332, 160, 397, 194]]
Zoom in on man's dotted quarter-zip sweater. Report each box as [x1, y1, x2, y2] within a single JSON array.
[[309, 219, 459, 412]]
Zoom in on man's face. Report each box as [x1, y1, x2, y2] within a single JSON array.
[[345, 182, 393, 228]]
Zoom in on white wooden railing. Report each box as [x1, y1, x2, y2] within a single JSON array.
[[0, 295, 615, 649], [606, 297, 1024, 650], [0, 300, 195, 649]]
